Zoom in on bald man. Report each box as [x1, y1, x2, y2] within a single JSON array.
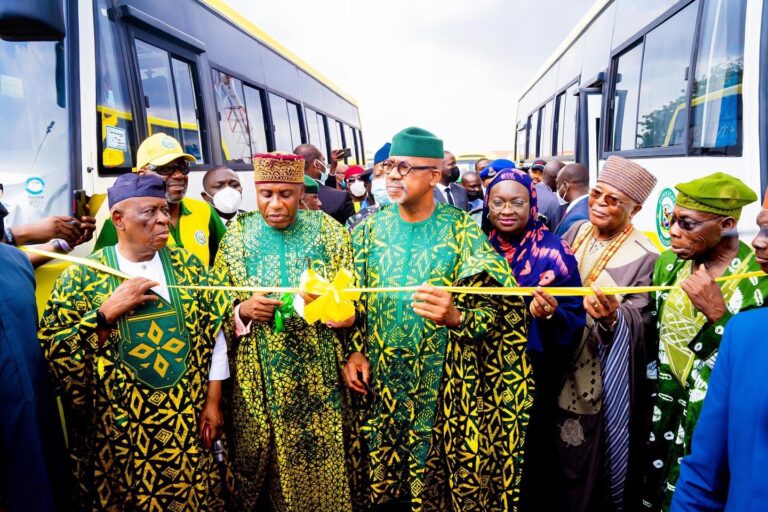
[[536, 160, 566, 230], [553, 163, 590, 236]]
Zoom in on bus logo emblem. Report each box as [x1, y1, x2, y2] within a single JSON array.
[[656, 188, 677, 247]]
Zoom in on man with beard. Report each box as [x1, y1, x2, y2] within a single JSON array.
[[434, 150, 469, 210], [94, 134, 226, 266], [670, 190, 768, 510], [344, 127, 532, 511], [640, 173, 768, 511]]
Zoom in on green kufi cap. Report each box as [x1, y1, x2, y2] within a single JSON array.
[[303, 174, 319, 194], [389, 127, 444, 159], [675, 172, 757, 220]]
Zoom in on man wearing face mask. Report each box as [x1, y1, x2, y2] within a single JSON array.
[[553, 163, 590, 236], [343, 165, 374, 213], [345, 143, 391, 231], [294, 144, 356, 225], [94, 134, 226, 266], [434, 150, 469, 210], [461, 170, 484, 211], [201, 166, 245, 224]]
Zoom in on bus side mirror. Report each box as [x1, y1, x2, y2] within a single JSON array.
[[0, 0, 66, 41]]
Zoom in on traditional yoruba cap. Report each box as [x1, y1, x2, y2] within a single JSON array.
[[480, 159, 515, 180], [374, 142, 391, 165], [530, 159, 546, 172], [390, 127, 444, 159], [303, 175, 319, 194], [136, 133, 195, 171], [108, 173, 166, 208], [675, 172, 757, 220], [597, 156, 657, 204], [252, 153, 305, 183], [344, 165, 369, 180]]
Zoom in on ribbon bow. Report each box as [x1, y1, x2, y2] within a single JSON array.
[[301, 268, 360, 324]]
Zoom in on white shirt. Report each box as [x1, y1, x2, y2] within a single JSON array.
[[565, 194, 589, 215], [437, 183, 454, 204], [115, 244, 230, 381]]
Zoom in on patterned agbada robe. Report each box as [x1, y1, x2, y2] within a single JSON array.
[[214, 209, 354, 512], [38, 246, 228, 511], [640, 241, 768, 511], [349, 202, 533, 512]]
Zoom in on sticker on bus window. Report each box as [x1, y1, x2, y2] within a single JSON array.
[[656, 188, 677, 248], [106, 126, 127, 151], [0, 75, 24, 99]]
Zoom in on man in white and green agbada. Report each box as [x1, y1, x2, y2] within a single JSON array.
[[640, 172, 768, 511]]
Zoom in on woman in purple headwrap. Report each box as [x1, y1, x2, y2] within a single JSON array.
[[482, 168, 585, 511]]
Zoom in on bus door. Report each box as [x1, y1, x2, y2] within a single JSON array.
[[577, 86, 603, 181]]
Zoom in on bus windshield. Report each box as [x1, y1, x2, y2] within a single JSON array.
[[0, 38, 70, 228]]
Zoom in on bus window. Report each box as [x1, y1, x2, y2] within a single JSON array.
[[242, 83, 268, 154], [529, 109, 540, 158], [329, 120, 343, 153], [580, 3, 616, 82], [306, 108, 328, 156], [211, 71, 250, 164], [0, 36, 70, 227], [342, 124, 354, 162], [690, 0, 746, 154], [636, 1, 698, 149], [95, 0, 135, 171], [556, 83, 578, 157], [135, 39, 204, 163], [269, 93, 302, 151], [516, 127, 526, 161], [540, 100, 554, 158], [525, 115, 533, 160], [611, 44, 643, 151], [612, 0, 679, 49]]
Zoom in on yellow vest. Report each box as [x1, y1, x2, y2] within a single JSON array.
[[168, 198, 214, 266]]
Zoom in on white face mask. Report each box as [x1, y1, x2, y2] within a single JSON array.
[[371, 177, 390, 205], [212, 187, 242, 214], [316, 160, 330, 184], [349, 180, 367, 198], [556, 182, 569, 206]]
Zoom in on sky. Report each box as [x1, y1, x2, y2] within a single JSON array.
[[225, 0, 595, 156]]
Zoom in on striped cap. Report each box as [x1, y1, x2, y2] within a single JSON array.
[[598, 156, 657, 204]]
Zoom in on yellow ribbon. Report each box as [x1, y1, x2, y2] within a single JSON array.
[[22, 246, 768, 300], [301, 268, 361, 324]]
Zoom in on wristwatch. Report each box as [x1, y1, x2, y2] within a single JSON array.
[[3, 227, 16, 246], [96, 309, 116, 329]]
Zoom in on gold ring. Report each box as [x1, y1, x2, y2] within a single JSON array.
[[544, 305, 552, 312]]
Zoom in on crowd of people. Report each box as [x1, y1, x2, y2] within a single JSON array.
[[0, 126, 766, 512]]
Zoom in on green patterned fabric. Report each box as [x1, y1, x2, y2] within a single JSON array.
[[39, 246, 229, 511], [641, 241, 768, 511], [215, 209, 354, 512], [349, 202, 533, 511]]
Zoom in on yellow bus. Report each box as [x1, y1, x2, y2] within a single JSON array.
[[515, 0, 761, 248], [0, 0, 364, 307]]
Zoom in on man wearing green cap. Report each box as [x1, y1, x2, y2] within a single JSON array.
[[640, 172, 768, 511], [344, 127, 532, 511]]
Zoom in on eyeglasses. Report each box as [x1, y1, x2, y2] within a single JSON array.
[[381, 160, 437, 177], [488, 198, 529, 213], [589, 188, 628, 208], [669, 214, 720, 231], [148, 161, 191, 176]]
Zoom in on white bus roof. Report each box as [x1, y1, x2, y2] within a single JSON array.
[[519, 0, 611, 100], [202, 0, 359, 107]]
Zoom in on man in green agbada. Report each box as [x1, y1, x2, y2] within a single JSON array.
[[343, 127, 533, 512], [39, 173, 230, 511], [640, 172, 768, 511], [215, 153, 355, 512]]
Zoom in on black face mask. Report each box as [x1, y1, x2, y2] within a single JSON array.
[[467, 190, 484, 201], [448, 166, 460, 183], [0, 202, 7, 239]]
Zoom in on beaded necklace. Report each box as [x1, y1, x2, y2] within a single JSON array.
[[571, 223, 634, 286]]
